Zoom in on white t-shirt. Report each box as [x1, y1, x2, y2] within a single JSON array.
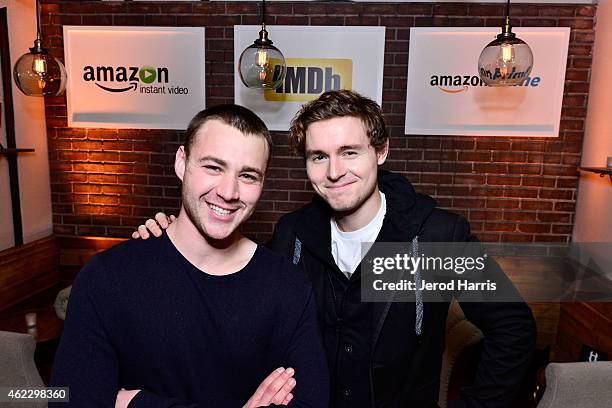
[[330, 192, 387, 279]]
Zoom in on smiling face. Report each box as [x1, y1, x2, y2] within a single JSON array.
[[175, 119, 268, 242], [305, 116, 388, 225]]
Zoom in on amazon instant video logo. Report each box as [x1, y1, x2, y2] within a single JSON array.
[[83, 65, 189, 95]]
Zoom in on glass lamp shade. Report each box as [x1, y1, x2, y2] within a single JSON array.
[[478, 35, 533, 87], [238, 42, 286, 89], [13, 50, 67, 96]]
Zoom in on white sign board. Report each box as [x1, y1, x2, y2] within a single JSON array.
[[405, 27, 570, 137], [64, 26, 205, 129], [234, 26, 385, 131]]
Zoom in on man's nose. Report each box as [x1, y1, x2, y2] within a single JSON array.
[[216, 174, 240, 201], [327, 156, 346, 181]]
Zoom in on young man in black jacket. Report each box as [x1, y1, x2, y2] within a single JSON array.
[[139, 91, 536, 408]]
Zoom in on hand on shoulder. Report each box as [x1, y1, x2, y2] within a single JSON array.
[[131, 212, 175, 239]]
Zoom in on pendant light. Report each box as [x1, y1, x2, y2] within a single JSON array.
[[478, 0, 533, 87], [238, 0, 286, 89], [13, 0, 66, 96]]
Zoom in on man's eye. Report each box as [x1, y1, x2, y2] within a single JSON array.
[[343, 150, 358, 157], [311, 154, 326, 162], [204, 165, 221, 172], [241, 173, 259, 182]]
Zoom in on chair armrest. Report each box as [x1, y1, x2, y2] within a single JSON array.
[[0, 331, 45, 389]]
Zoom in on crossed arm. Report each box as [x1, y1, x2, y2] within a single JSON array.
[[115, 368, 296, 408]]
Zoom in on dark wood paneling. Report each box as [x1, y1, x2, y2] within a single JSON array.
[[56, 235, 125, 280], [553, 302, 612, 362], [0, 235, 59, 310], [498, 255, 612, 360], [57, 234, 125, 266], [496, 256, 561, 350]]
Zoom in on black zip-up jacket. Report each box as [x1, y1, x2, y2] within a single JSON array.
[[267, 170, 536, 408]]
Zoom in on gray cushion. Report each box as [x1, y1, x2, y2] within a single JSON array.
[[54, 286, 72, 321], [538, 361, 612, 408], [0, 331, 45, 407]]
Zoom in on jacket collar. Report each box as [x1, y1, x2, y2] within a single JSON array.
[[293, 194, 337, 270], [376, 170, 436, 243], [293, 170, 437, 269]]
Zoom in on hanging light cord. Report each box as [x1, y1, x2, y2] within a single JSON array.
[[35, 0, 42, 39], [31, 0, 44, 51], [261, 0, 266, 26], [257, 0, 270, 44], [504, 0, 511, 32]]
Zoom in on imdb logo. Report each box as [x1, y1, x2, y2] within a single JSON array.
[[265, 58, 352, 102]]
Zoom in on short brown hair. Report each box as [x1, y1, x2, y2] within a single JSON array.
[[288, 90, 388, 156], [185, 104, 272, 160]]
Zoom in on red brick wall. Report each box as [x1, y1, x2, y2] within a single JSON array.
[[41, 1, 596, 242]]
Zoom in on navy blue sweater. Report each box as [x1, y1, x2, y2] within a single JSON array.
[[50, 235, 329, 407]]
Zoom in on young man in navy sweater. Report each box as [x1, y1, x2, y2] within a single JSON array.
[[50, 105, 329, 408], [138, 91, 536, 408]]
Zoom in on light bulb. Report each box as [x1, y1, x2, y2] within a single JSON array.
[[256, 49, 268, 67], [498, 43, 514, 77], [256, 49, 268, 80], [32, 54, 47, 74], [30, 54, 48, 89], [500, 43, 514, 64]]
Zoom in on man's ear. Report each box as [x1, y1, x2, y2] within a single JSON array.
[[175, 146, 186, 182], [377, 139, 390, 165]]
